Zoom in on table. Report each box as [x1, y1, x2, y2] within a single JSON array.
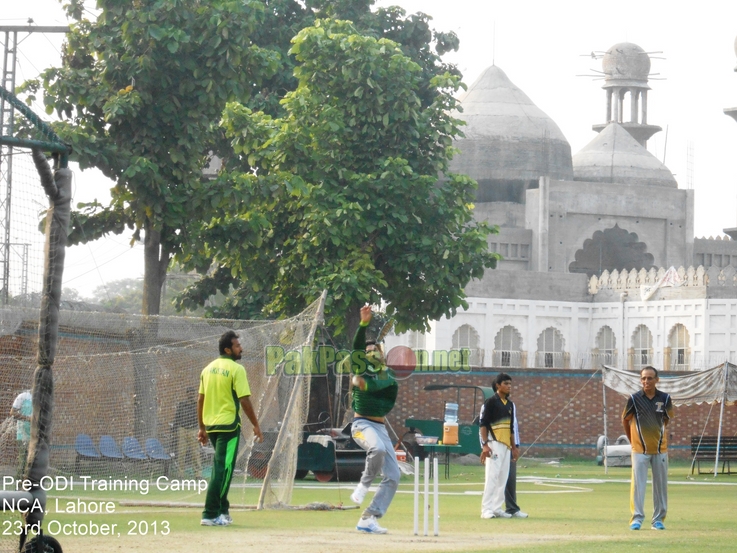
[[418, 444, 462, 479]]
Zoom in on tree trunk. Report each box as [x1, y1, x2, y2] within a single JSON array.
[[142, 223, 169, 316], [132, 221, 170, 438], [344, 301, 363, 346]]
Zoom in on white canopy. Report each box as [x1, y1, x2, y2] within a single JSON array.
[[602, 362, 737, 406]]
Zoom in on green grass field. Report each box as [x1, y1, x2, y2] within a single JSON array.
[[6, 458, 736, 552]]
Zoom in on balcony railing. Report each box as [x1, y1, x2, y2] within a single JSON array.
[[481, 350, 728, 371]]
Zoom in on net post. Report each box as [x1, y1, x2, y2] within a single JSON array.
[[433, 456, 439, 536], [413, 456, 419, 535]]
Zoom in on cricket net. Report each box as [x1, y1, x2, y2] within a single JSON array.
[[0, 293, 325, 510]]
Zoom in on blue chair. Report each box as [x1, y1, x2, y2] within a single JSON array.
[[99, 435, 125, 473], [122, 437, 148, 461], [99, 436, 123, 459], [145, 438, 172, 476], [75, 434, 101, 474]]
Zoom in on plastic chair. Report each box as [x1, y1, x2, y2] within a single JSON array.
[[75, 434, 101, 474], [145, 438, 172, 476], [122, 437, 148, 460], [99, 435, 125, 473], [99, 435, 123, 459]]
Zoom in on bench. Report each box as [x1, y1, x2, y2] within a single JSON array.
[[690, 436, 737, 474]]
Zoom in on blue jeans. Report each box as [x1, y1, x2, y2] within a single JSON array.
[[351, 418, 400, 518]]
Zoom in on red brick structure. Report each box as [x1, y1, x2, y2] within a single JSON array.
[[4, 326, 734, 469], [393, 368, 737, 460]]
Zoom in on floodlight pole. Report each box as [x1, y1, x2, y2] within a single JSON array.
[[0, 25, 68, 304]]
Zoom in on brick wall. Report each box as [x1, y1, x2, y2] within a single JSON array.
[[393, 368, 737, 460]]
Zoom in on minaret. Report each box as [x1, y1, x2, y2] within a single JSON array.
[[592, 43, 662, 147], [724, 36, 737, 123], [723, 36, 737, 239]]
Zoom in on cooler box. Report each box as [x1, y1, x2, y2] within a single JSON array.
[[443, 422, 459, 445]]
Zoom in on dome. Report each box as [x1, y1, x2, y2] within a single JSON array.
[[602, 43, 651, 85], [449, 65, 573, 203], [572, 123, 677, 187]]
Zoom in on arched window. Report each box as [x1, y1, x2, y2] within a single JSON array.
[[630, 325, 653, 372], [493, 325, 523, 367], [536, 327, 565, 368], [595, 326, 617, 366], [569, 224, 654, 277], [666, 324, 690, 370], [452, 324, 482, 366]]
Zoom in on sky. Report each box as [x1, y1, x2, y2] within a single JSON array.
[[3, 0, 737, 297]]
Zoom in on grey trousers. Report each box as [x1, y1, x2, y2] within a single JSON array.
[[630, 452, 668, 525], [351, 418, 400, 518]]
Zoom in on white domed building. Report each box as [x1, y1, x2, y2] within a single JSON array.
[[387, 42, 737, 373]]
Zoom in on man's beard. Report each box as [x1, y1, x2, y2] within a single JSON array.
[[231, 352, 242, 361], [366, 350, 384, 367]]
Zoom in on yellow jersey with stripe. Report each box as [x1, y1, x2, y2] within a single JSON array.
[[622, 389, 674, 454], [479, 394, 514, 449], [199, 356, 251, 433]]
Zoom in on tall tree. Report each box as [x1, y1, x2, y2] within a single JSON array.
[[24, 1, 459, 317], [177, 19, 498, 338], [25, 0, 279, 315]]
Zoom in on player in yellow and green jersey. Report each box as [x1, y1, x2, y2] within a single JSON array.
[[198, 330, 263, 526]]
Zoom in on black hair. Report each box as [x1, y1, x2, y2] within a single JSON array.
[[365, 340, 383, 355], [641, 366, 659, 379], [219, 330, 239, 356], [495, 372, 512, 387]]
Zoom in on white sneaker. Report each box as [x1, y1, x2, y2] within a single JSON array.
[[350, 484, 369, 505], [510, 510, 529, 518], [493, 511, 512, 518], [201, 516, 228, 526], [356, 515, 388, 534], [220, 514, 233, 525]]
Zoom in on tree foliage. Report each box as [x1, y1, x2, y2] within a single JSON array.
[[23, 0, 280, 314], [21, 0, 464, 319], [177, 19, 498, 336], [22, 0, 470, 321], [240, 1, 461, 118]]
